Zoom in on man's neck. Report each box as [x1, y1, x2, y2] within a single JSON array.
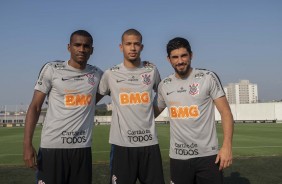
[[175, 68, 193, 79], [123, 59, 141, 69], [68, 60, 86, 70]]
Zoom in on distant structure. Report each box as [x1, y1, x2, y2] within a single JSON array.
[[224, 80, 258, 104], [106, 103, 112, 111]]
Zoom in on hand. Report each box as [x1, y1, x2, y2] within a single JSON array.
[[23, 145, 37, 170], [215, 146, 232, 170]]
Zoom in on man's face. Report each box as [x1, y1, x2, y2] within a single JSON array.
[[120, 34, 143, 63], [168, 47, 193, 78], [68, 34, 93, 66]]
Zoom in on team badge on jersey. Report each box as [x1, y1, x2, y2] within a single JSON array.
[[189, 83, 199, 96], [85, 73, 95, 86], [141, 74, 151, 85]]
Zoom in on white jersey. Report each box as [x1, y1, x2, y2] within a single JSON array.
[[155, 68, 225, 160], [34, 60, 103, 148], [98, 61, 161, 147]]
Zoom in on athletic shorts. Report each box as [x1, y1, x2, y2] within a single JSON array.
[[170, 155, 223, 184], [36, 147, 92, 184], [110, 144, 165, 184]]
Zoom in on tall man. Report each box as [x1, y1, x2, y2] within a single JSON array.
[[23, 30, 103, 184], [154, 37, 234, 184], [98, 29, 165, 184]]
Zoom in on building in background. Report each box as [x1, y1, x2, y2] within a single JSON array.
[[224, 80, 258, 104], [106, 103, 112, 111]]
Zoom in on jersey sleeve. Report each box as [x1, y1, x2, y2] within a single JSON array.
[[97, 70, 110, 96], [208, 71, 225, 100], [153, 67, 161, 93], [154, 81, 166, 109], [34, 62, 54, 94]]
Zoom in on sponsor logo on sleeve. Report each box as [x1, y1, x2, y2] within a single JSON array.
[[143, 61, 154, 70], [54, 63, 65, 69], [110, 66, 120, 71], [163, 78, 172, 84], [195, 72, 204, 78]]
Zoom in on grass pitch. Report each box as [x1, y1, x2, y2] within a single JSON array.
[[0, 123, 282, 183]]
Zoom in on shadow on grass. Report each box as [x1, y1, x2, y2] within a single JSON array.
[[1, 156, 282, 184], [224, 171, 250, 184]]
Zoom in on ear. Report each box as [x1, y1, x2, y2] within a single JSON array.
[[140, 44, 144, 51], [167, 56, 171, 64], [90, 46, 94, 55], [119, 43, 123, 53], [67, 44, 71, 52], [190, 52, 193, 60]]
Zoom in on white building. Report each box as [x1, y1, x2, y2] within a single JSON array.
[[106, 103, 113, 111], [224, 80, 258, 104]]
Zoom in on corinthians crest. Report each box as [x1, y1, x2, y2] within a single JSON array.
[[189, 83, 199, 96], [85, 73, 95, 86], [141, 74, 151, 85]]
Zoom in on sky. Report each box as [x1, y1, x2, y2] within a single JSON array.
[[0, 0, 281, 107]]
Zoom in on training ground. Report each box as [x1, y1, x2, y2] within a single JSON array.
[[0, 123, 282, 184]]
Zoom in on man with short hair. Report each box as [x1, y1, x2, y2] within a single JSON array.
[[23, 30, 103, 184], [98, 29, 165, 184], [154, 37, 234, 184]]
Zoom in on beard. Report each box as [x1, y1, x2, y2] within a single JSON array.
[[174, 63, 191, 77]]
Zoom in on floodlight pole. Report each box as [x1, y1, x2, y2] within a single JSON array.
[[4, 105, 6, 123]]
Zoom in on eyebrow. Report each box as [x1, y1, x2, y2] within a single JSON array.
[[171, 53, 188, 58]]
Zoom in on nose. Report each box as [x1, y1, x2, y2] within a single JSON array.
[[130, 44, 136, 50], [78, 45, 86, 52], [176, 56, 183, 63]]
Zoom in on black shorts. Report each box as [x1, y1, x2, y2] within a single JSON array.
[[170, 155, 223, 184], [110, 144, 165, 184], [36, 147, 92, 184]]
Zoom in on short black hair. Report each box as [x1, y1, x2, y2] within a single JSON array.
[[70, 30, 93, 45], [167, 37, 192, 57], [121, 28, 142, 43]]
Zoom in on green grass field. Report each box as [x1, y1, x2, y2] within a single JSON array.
[[0, 123, 282, 183]]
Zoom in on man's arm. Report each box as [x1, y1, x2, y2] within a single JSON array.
[[214, 96, 234, 170], [95, 93, 104, 104], [23, 90, 46, 169], [153, 105, 165, 118]]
